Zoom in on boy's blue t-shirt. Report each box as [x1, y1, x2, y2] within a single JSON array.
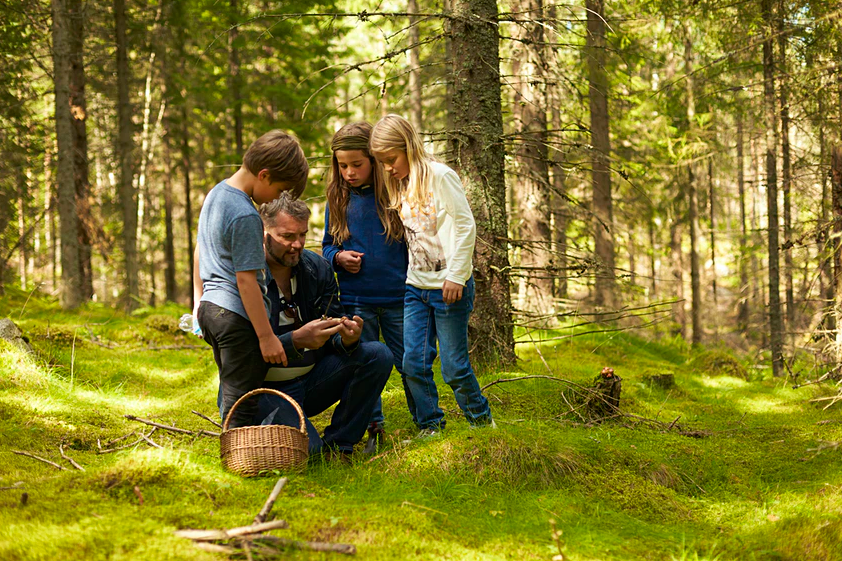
[[321, 186, 408, 307], [198, 181, 269, 320]]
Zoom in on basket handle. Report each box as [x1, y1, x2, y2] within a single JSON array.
[[222, 388, 307, 434]]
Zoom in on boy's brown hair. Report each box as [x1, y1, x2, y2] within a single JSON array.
[[243, 130, 309, 198]]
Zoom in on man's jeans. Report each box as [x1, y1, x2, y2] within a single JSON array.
[[344, 303, 414, 426], [254, 341, 392, 454], [402, 277, 492, 429]]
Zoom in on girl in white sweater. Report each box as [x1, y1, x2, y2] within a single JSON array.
[[370, 114, 493, 436]]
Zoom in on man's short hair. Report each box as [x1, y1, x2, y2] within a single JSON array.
[[260, 192, 311, 226], [243, 130, 309, 198]]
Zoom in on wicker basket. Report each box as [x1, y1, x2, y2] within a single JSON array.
[[220, 388, 309, 477]]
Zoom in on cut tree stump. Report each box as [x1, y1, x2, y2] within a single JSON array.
[[586, 367, 622, 419], [647, 374, 675, 389]]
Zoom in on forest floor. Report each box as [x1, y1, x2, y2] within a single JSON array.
[[1, 287, 842, 561]]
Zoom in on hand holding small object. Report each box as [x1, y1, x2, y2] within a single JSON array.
[[339, 315, 364, 347], [292, 318, 344, 350], [442, 280, 464, 305], [336, 250, 364, 273]]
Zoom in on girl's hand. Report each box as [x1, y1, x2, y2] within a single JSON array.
[[336, 250, 364, 273], [442, 280, 464, 305]]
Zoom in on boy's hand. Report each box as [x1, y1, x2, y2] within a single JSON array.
[[292, 318, 344, 350], [339, 315, 364, 347], [336, 250, 364, 273], [259, 333, 288, 365], [442, 280, 464, 305]]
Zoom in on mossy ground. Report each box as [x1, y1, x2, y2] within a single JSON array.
[[1, 287, 842, 560]]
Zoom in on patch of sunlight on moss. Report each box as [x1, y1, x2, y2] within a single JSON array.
[[1, 390, 172, 417], [0, 345, 51, 390], [698, 376, 748, 389], [131, 364, 199, 386], [738, 395, 800, 414]]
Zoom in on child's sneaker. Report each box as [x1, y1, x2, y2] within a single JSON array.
[[469, 418, 497, 429]]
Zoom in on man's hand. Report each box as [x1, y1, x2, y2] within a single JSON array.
[[292, 318, 344, 350], [442, 280, 464, 305], [339, 315, 364, 348], [336, 250, 364, 273], [259, 333, 288, 365]]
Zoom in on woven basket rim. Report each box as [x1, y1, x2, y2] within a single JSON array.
[[222, 387, 307, 433]]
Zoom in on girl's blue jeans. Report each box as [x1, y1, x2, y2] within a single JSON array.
[[402, 277, 492, 429], [344, 304, 411, 427]]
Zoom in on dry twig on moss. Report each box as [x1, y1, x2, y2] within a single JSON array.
[[59, 443, 85, 471], [124, 415, 220, 437], [254, 477, 288, 524], [12, 450, 69, 471], [191, 410, 222, 429]]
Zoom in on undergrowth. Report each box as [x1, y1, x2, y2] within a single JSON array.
[[1, 286, 842, 560]]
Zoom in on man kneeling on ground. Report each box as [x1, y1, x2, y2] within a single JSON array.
[[251, 193, 392, 461]]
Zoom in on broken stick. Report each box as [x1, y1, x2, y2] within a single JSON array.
[[174, 519, 290, 542], [59, 443, 85, 471], [124, 415, 220, 437], [12, 450, 69, 471], [191, 410, 222, 429], [254, 477, 288, 524]]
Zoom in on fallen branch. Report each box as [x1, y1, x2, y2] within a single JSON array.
[[59, 443, 85, 471], [481, 375, 579, 392], [254, 477, 288, 524], [124, 415, 220, 438], [104, 432, 136, 447], [257, 535, 357, 555], [0, 482, 24, 491], [98, 429, 157, 454], [191, 410, 222, 429], [175, 519, 290, 542], [12, 450, 69, 471], [141, 433, 163, 449]]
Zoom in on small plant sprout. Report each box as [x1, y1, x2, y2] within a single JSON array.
[[549, 519, 565, 561]]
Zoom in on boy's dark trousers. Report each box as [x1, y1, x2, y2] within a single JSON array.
[[198, 301, 268, 428]]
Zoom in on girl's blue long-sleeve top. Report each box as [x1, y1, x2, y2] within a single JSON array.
[[322, 186, 408, 307]]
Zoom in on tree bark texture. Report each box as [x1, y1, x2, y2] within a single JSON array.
[[684, 31, 701, 345], [832, 147, 842, 359], [819, 95, 834, 330], [513, 0, 552, 311], [114, 0, 139, 310], [551, 98, 568, 301], [68, 0, 92, 299], [777, 9, 794, 330], [586, 0, 615, 308], [449, 0, 515, 365], [407, 0, 423, 129], [52, 0, 84, 309], [737, 114, 750, 331], [228, 0, 243, 154], [762, 0, 784, 377]]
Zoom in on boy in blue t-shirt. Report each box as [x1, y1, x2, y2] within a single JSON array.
[[193, 130, 309, 428]]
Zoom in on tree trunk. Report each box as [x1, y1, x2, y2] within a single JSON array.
[[228, 0, 243, 155], [737, 114, 750, 331], [684, 29, 701, 345], [819, 95, 834, 331], [69, 0, 92, 300], [669, 202, 686, 339], [163, 122, 177, 302], [708, 159, 717, 322], [449, 0, 515, 365], [513, 0, 552, 312], [407, 0, 423, 129], [114, 0, 139, 310], [52, 0, 84, 309], [586, 0, 614, 308], [832, 146, 842, 359], [777, 5, 794, 330], [648, 215, 656, 299], [550, 87, 568, 301], [762, 0, 784, 377]]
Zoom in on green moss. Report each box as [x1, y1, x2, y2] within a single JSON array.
[[689, 350, 749, 380]]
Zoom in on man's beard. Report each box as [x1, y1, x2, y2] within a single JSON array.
[[266, 237, 300, 267]]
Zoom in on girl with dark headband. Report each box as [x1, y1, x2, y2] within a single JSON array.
[[322, 122, 411, 453]]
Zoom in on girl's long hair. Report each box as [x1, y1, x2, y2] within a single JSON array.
[[369, 114, 435, 210], [325, 122, 403, 244]]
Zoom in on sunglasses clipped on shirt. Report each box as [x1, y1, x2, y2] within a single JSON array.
[[279, 297, 302, 328]]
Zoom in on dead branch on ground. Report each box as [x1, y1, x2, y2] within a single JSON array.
[[124, 415, 220, 437], [12, 450, 69, 471]]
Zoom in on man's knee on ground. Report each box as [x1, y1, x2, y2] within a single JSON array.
[[358, 341, 394, 378]]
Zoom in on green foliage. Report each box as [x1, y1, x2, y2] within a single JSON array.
[[688, 350, 749, 380]]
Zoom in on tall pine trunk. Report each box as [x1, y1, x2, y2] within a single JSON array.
[[450, 0, 515, 365], [228, 0, 243, 154], [585, 0, 614, 308], [68, 0, 92, 299], [833, 147, 842, 358], [114, 0, 139, 310], [778, 5, 794, 330], [762, 0, 784, 377], [737, 114, 750, 331], [819, 96, 834, 330], [52, 0, 84, 309], [408, 0, 423, 129], [684, 30, 702, 345], [513, 0, 552, 311]]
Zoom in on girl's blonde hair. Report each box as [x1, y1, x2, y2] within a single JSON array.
[[369, 114, 435, 210], [326, 122, 403, 244]]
